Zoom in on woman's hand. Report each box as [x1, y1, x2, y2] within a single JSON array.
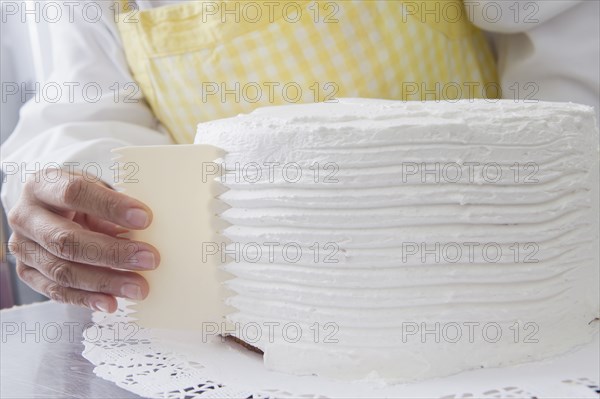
[[6, 170, 160, 313]]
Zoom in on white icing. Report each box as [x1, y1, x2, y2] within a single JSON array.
[[195, 98, 600, 382]]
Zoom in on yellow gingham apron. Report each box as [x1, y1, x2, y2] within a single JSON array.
[[116, 0, 498, 144]]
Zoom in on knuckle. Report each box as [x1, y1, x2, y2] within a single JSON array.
[[95, 273, 114, 293], [7, 233, 21, 257], [15, 262, 29, 281], [101, 191, 123, 215], [48, 229, 77, 261], [61, 176, 87, 206], [47, 259, 74, 288], [72, 296, 88, 308], [46, 284, 87, 308], [7, 208, 23, 228], [22, 177, 38, 193], [99, 241, 124, 268], [46, 283, 67, 303]]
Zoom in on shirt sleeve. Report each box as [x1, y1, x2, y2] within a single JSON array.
[[465, 0, 584, 33], [1, 1, 172, 212]]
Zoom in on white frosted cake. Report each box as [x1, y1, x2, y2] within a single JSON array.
[[194, 99, 600, 382]]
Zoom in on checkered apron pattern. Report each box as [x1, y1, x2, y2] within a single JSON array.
[[116, 0, 498, 144]]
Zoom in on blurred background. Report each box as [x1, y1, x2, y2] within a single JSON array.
[[1, 1, 53, 308]]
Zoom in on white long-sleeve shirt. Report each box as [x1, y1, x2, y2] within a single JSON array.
[[2, 0, 598, 212], [467, 0, 599, 114], [1, 1, 173, 212]]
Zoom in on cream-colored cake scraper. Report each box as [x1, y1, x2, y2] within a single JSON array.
[[112, 144, 235, 330]]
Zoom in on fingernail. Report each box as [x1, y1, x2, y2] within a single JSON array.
[[93, 300, 110, 313], [125, 208, 149, 228], [121, 283, 143, 300], [130, 251, 156, 269]]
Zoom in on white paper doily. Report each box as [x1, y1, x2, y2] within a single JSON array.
[[82, 300, 600, 398]]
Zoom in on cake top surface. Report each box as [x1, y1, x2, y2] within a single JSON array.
[[195, 98, 599, 153], [197, 98, 595, 129]]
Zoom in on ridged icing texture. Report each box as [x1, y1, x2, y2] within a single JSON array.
[[195, 99, 600, 382]]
